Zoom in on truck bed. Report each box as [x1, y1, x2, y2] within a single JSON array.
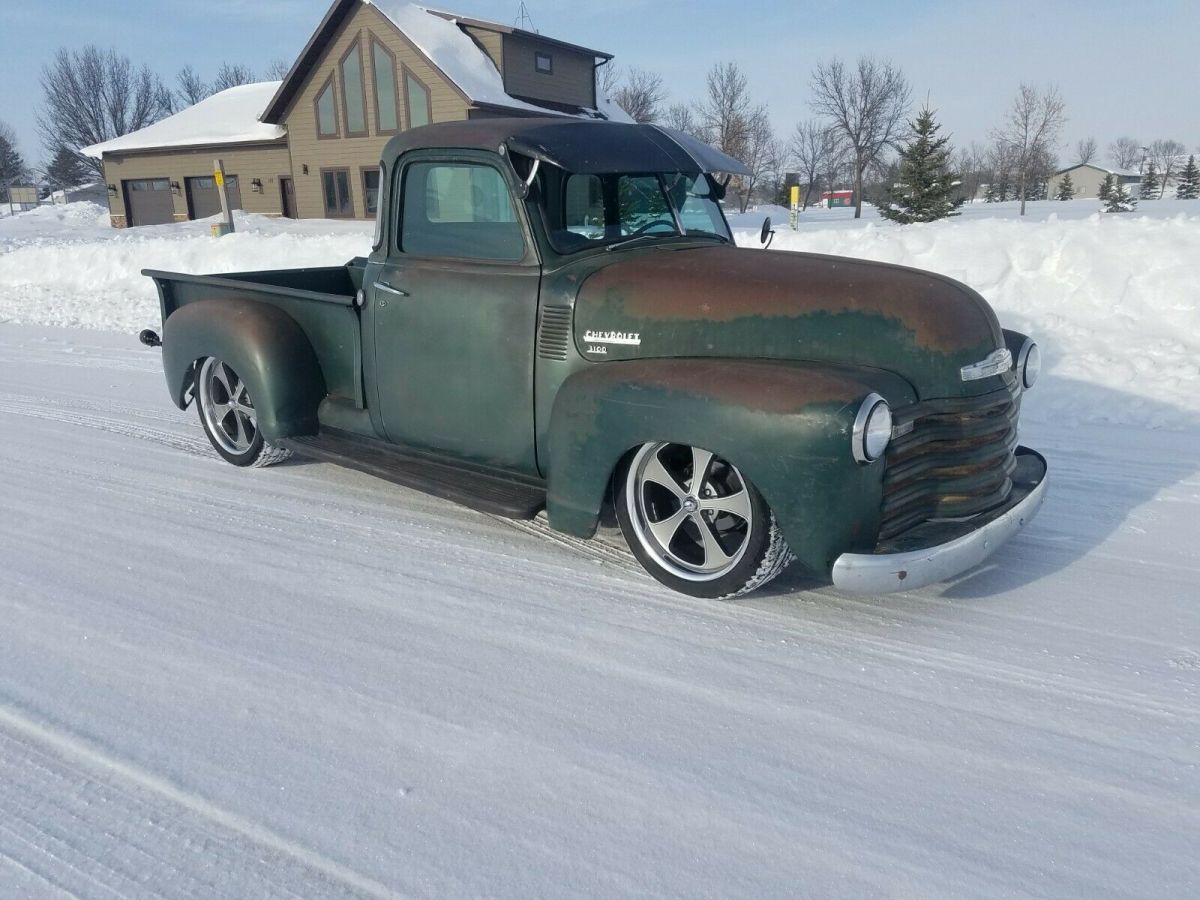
[[143, 258, 368, 406]]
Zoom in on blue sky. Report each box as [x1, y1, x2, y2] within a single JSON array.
[[2, 0, 1197, 168]]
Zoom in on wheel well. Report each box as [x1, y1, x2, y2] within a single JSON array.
[[598, 445, 640, 528]]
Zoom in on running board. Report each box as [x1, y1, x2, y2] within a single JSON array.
[[280, 430, 546, 519]]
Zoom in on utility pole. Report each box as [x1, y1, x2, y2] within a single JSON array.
[[514, 2, 537, 32]]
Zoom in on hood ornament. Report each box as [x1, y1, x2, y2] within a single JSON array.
[[960, 348, 1012, 382]]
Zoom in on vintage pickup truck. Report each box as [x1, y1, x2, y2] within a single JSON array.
[[142, 118, 1047, 599]]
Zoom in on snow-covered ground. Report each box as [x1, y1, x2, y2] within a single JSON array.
[[1, 201, 1199, 897]]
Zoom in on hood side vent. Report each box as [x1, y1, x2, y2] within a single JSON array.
[[537, 306, 572, 360]]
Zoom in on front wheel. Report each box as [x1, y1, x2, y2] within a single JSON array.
[[615, 442, 793, 599], [195, 357, 292, 468]]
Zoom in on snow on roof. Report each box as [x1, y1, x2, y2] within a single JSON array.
[[1056, 162, 1141, 178], [80, 82, 285, 159], [366, 2, 631, 121]]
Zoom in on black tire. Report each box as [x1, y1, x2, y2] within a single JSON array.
[[195, 357, 293, 468], [614, 442, 793, 599]]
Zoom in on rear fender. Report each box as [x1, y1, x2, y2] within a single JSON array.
[[546, 359, 916, 575], [162, 299, 326, 441]]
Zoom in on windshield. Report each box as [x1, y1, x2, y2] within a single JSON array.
[[539, 169, 731, 253]]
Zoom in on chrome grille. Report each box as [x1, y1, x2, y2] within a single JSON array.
[[880, 382, 1021, 540]]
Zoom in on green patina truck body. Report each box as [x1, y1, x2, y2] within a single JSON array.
[[144, 118, 1047, 599]]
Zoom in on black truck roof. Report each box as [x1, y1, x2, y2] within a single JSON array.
[[381, 118, 751, 176]]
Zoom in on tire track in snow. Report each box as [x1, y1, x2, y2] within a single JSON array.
[[0, 704, 394, 899], [0, 394, 209, 457]]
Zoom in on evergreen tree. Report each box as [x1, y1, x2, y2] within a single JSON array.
[[878, 107, 960, 224], [1098, 173, 1115, 202], [1140, 163, 1159, 199], [1104, 180, 1137, 213], [1054, 172, 1075, 200], [0, 125, 27, 198], [1175, 155, 1199, 200], [44, 145, 91, 190]]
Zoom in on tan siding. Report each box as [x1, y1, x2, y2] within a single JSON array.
[[462, 26, 503, 71], [502, 34, 595, 108], [100, 142, 292, 223], [1046, 164, 1127, 200], [282, 3, 469, 220]]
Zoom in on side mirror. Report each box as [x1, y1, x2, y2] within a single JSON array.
[[760, 217, 775, 250]]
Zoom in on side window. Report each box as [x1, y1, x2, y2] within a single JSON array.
[[563, 173, 604, 238], [400, 162, 523, 260], [321, 168, 353, 218], [315, 75, 338, 138]]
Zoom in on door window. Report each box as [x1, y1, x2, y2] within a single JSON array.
[[400, 162, 523, 260], [321, 168, 353, 217]]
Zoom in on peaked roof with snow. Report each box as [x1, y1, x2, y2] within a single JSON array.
[[260, 0, 629, 124], [1054, 162, 1141, 178], [80, 82, 285, 159]]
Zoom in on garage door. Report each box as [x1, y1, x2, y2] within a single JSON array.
[[123, 179, 175, 226], [185, 176, 242, 220]]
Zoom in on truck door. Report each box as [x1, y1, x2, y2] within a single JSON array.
[[370, 153, 540, 476]]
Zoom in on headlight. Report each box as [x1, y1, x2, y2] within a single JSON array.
[[1017, 339, 1040, 389], [852, 394, 892, 464]]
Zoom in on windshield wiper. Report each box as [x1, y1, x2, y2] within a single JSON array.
[[683, 231, 730, 243], [604, 233, 680, 252]]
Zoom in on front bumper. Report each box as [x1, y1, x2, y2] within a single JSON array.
[[831, 447, 1048, 594]]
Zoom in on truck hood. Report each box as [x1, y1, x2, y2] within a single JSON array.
[[571, 244, 1007, 400]]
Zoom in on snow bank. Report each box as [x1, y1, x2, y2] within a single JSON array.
[[0, 203, 371, 332], [2, 199, 1198, 429], [732, 205, 1200, 429]]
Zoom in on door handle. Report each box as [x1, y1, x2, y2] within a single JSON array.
[[375, 281, 409, 298]]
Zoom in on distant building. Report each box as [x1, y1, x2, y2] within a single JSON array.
[[81, 0, 625, 227], [51, 183, 108, 205], [1047, 163, 1140, 200], [821, 189, 854, 208]]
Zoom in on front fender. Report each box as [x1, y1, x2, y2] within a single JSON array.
[[162, 299, 326, 441], [545, 358, 916, 575]]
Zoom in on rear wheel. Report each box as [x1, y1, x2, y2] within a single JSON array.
[[615, 442, 793, 599], [195, 357, 292, 468]]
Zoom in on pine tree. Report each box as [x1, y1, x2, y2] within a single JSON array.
[[1140, 164, 1159, 199], [877, 107, 960, 224], [0, 127, 27, 198], [44, 146, 92, 190], [1054, 172, 1075, 200], [1175, 155, 1199, 200], [1105, 180, 1137, 213], [1098, 173, 1115, 202]]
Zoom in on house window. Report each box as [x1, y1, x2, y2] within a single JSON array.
[[340, 40, 367, 136], [400, 162, 522, 260], [371, 37, 399, 133], [535, 51, 553, 74], [405, 70, 431, 128], [315, 75, 338, 137], [362, 167, 381, 216], [321, 168, 354, 217]]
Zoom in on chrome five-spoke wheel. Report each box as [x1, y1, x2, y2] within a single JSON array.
[[195, 357, 292, 468], [615, 442, 793, 599]]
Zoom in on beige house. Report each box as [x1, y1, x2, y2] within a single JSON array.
[[1047, 163, 1141, 200], [83, 0, 623, 227]]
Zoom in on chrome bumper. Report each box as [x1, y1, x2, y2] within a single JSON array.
[[831, 448, 1048, 594]]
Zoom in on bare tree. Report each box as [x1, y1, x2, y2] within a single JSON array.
[[612, 68, 665, 124], [176, 65, 210, 107], [212, 63, 256, 92], [993, 83, 1066, 215], [1148, 138, 1186, 197], [790, 119, 840, 209], [1108, 136, 1141, 170], [37, 45, 171, 177], [662, 103, 697, 134], [953, 141, 987, 204], [263, 58, 292, 80], [1075, 136, 1097, 165], [737, 108, 777, 212], [695, 62, 757, 160], [597, 62, 620, 95], [809, 56, 911, 218]]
